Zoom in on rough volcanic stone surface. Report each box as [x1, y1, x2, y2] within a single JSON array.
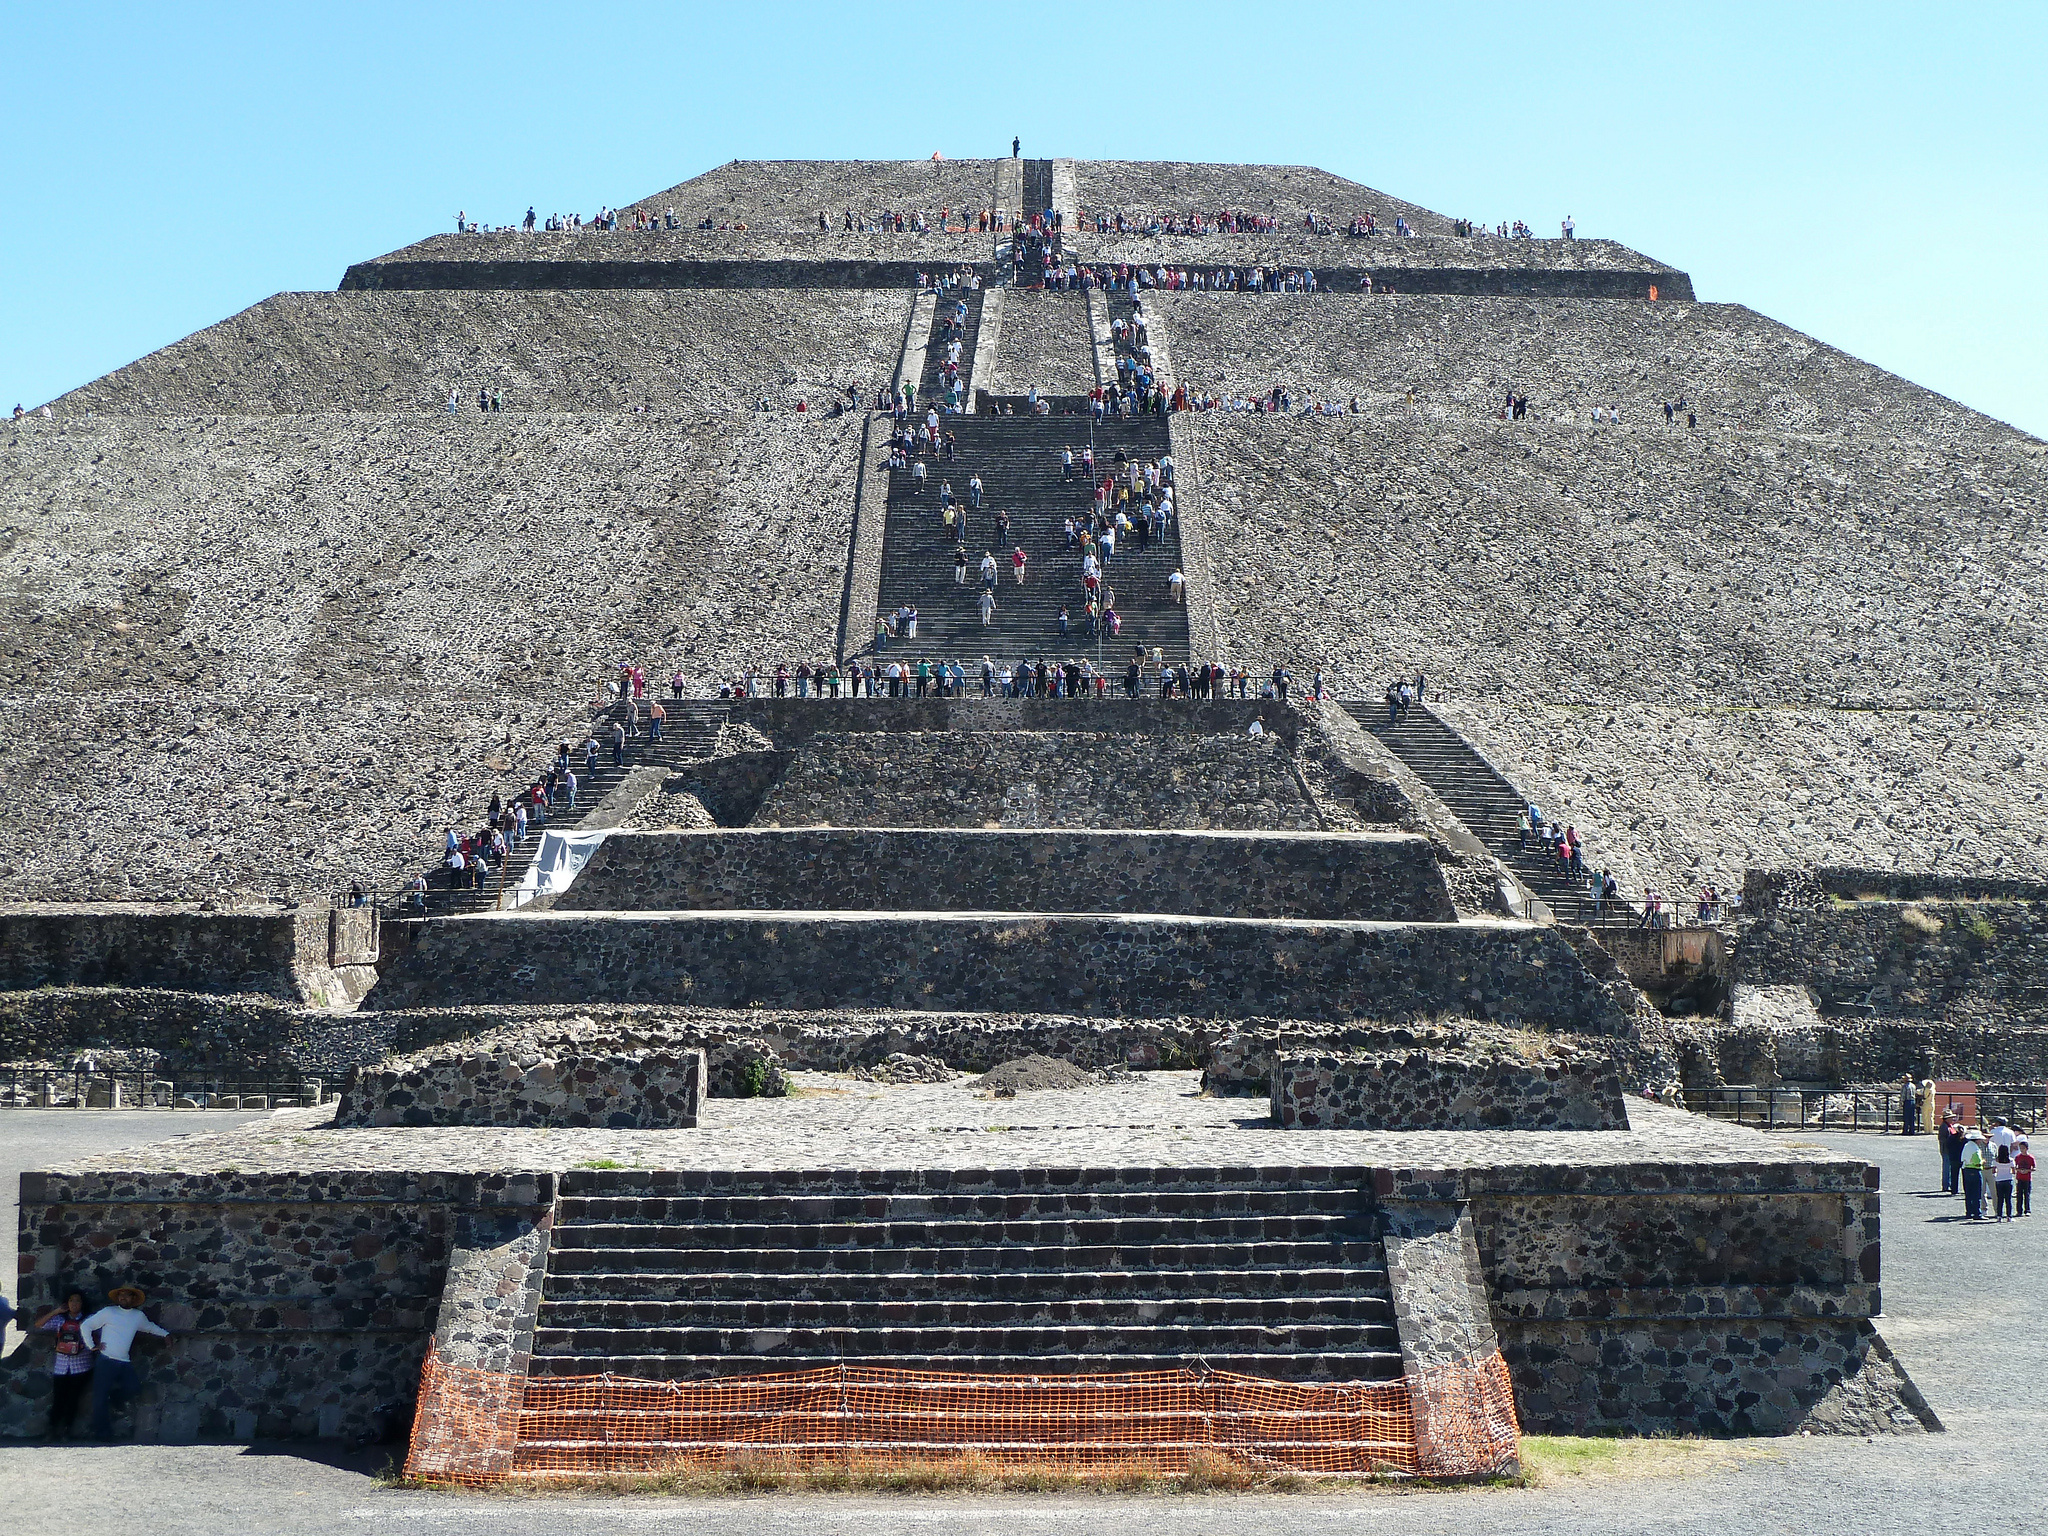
[[624, 159, 1009, 230], [334, 1046, 704, 1128], [1073, 161, 1457, 235], [0, 411, 859, 900], [1271, 1044, 1629, 1131], [53, 290, 913, 416], [988, 291, 1097, 395]]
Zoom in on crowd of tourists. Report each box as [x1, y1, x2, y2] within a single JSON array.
[[706, 656, 1313, 703], [1939, 1111, 2034, 1221]]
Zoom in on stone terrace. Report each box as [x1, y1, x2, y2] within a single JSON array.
[[622, 158, 1009, 229], [30, 1077, 1788, 1176], [1159, 294, 2032, 450], [53, 289, 914, 415], [1073, 161, 1457, 236]]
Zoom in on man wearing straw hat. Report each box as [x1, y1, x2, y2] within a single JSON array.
[[80, 1284, 171, 1440]]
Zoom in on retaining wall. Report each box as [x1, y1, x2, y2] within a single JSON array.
[[1376, 1152, 1931, 1435], [554, 828, 1455, 921], [3, 1170, 553, 1442], [335, 1049, 704, 1129], [0, 905, 373, 1008], [756, 730, 1319, 830], [364, 912, 1639, 1027], [1273, 1047, 1627, 1131]]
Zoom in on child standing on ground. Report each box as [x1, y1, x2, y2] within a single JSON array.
[[2015, 1137, 2035, 1217], [1994, 1143, 2017, 1221]]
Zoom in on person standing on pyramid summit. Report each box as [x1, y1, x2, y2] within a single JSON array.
[[1013, 137, 1021, 158]]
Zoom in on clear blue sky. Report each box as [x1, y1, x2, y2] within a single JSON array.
[[5, 3, 2043, 437]]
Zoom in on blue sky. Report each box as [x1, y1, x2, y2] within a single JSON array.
[[5, 2, 2043, 437]]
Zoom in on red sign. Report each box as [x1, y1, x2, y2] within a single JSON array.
[[1936, 1080, 1980, 1126]]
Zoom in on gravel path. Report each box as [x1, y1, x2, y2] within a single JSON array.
[[1, 1123, 2036, 1534]]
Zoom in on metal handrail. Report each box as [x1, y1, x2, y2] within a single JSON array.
[[0, 1066, 328, 1110]]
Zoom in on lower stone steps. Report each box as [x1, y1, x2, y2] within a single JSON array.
[[547, 1240, 1386, 1276], [541, 1295, 1394, 1330], [527, 1349, 1404, 1382], [562, 1265, 1380, 1303]]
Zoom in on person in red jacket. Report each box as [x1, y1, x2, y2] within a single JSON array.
[[2016, 1137, 2035, 1217]]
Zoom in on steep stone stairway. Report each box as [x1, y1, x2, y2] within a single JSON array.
[[873, 414, 1192, 663], [1022, 159, 1054, 225], [919, 287, 985, 409], [411, 702, 727, 916], [525, 1166, 1401, 1406], [1350, 702, 1600, 913]]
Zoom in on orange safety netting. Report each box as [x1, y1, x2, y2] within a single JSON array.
[[406, 1346, 1519, 1486]]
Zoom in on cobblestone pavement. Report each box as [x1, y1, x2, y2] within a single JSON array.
[[37, 1075, 1797, 1176], [0, 1121, 2036, 1534]]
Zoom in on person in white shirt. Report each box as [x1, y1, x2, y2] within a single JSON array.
[[83, 1286, 170, 1439]]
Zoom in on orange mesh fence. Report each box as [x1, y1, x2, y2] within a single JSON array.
[[406, 1345, 1519, 1486]]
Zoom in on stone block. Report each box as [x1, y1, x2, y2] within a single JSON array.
[[1271, 1045, 1627, 1131]]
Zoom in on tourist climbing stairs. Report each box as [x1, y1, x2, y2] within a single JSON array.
[[516, 1164, 1401, 1462], [872, 413, 1191, 665], [407, 702, 727, 917], [1350, 702, 1611, 916], [919, 287, 985, 411]]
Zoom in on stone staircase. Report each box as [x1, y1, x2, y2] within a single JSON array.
[[412, 701, 727, 916], [920, 287, 984, 410], [872, 414, 1192, 664], [527, 1167, 1400, 1394], [1350, 702, 1598, 913]]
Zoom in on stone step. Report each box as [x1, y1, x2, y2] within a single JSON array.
[[553, 1187, 1363, 1223], [556, 1165, 1373, 1198], [525, 1348, 1406, 1382], [548, 1265, 1384, 1305], [547, 1239, 1386, 1277], [537, 1294, 1395, 1331], [534, 1321, 1397, 1361], [549, 1214, 1369, 1251]]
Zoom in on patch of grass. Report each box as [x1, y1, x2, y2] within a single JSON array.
[[1965, 913, 1997, 942], [1518, 1434, 1780, 1487], [575, 1158, 624, 1170], [477, 1450, 1373, 1497]]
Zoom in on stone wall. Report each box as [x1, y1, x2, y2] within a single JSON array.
[[1272, 1045, 1628, 1131], [756, 730, 1319, 829], [1738, 871, 2048, 1021], [0, 986, 395, 1075], [1370, 1141, 1934, 1435], [3, 1168, 554, 1442], [335, 1048, 703, 1129], [364, 911, 1643, 1028], [55, 290, 913, 416], [0, 905, 364, 1007], [554, 828, 1456, 921]]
